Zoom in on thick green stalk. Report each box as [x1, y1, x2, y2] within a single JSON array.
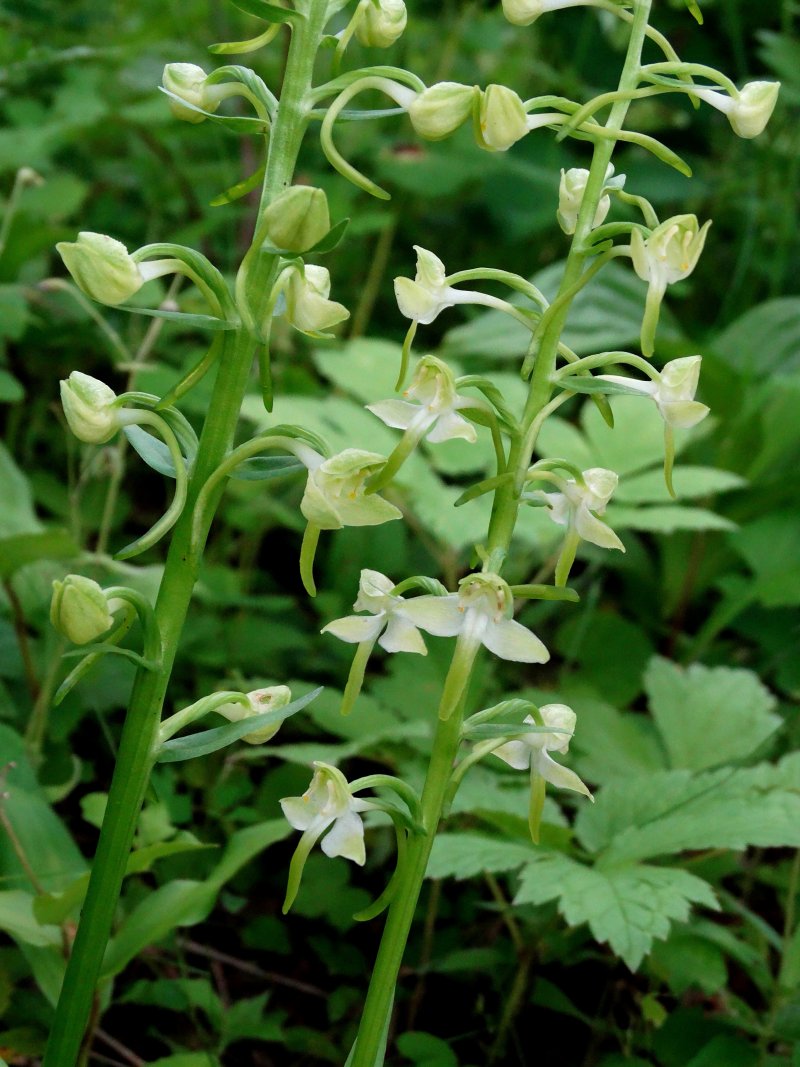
[[43, 6, 329, 1065], [351, 4, 652, 1064]]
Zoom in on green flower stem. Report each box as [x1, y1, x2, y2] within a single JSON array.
[[350, 6, 653, 1065], [43, 5, 331, 1064]]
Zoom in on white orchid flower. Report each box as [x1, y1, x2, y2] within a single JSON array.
[[598, 356, 709, 430], [407, 573, 549, 720], [285, 264, 349, 335], [393, 246, 517, 327], [322, 569, 433, 655], [630, 214, 711, 356], [281, 762, 376, 911], [597, 356, 710, 497], [692, 80, 780, 139], [557, 164, 616, 235], [491, 704, 593, 841], [530, 467, 623, 586], [296, 447, 401, 598], [368, 355, 477, 446], [477, 85, 529, 152]]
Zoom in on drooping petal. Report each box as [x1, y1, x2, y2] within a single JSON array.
[[574, 505, 625, 551], [379, 613, 427, 654], [321, 810, 366, 864], [658, 399, 710, 429], [401, 594, 463, 637], [425, 409, 478, 444], [280, 798, 332, 833], [366, 399, 421, 431], [534, 750, 593, 798], [492, 739, 531, 771], [482, 617, 550, 663], [336, 493, 403, 527], [322, 613, 386, 644]]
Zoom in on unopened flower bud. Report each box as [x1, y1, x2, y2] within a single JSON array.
[[285, 265, 349, 334], [355, 0, 407, 48], [694, 80, 780, 140], [60, 372, 121, 444], [56, 232, 145, 306], [217, 685, 292, 744], [162, 63, 217, 123], [408, 82, 477, 141], [502, 0, 588, 25], [50, 575, 115, 645], [557, 165, 612, 234], [477, 84, 529, 151], [262, 186, 330, 253]]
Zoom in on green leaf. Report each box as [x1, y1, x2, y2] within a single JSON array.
[[123, 425, 178, 478], [158, 687, 322, 762], [230, 0, 300, 22], [615, 466, 746, 504], [514, 854, 718, 969], [0, 891, 62, 948], [0, 443, 40, 537], [397, 1031, 458, 1067], [0, 368, 24, 402], [124, 306, 238, 330], [711, 298, 800, 377], [567, 689, 665, 786], [575, 764, 800, 864], [644, 657, 780, 771], [608, 505, 735, 533], [426, 833, 536, 880], [0, 529, 79, 578]]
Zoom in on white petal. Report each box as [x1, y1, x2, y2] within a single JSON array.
[[366, 399, 420, 431], [280, 798, 331, 833], [492, 740, 531, 771], [658, 399, 710, 429], [426, 410, 478, 444], [401, 595, 464, 637], [379, 613, 427, 654], [482, 618, 549, 663], [535, 751, 593, 798], [574, 506, 625, 551], [597, 374, 656, 398], [322, 614, 385, 644], [321, 810, 366, 864]]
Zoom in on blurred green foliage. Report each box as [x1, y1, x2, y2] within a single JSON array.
[[0, 1, 799, 1065]]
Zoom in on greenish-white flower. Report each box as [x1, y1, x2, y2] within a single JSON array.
[[262, 186, 330, 254], [493, 705, 592, 797], [693, 80, 780, 139], [56, 232, 158, 306], [630, 214, 711, 356], [281, 762, 374, 865], [285, 264, 349, 334], [410, 572, 550, 664], [355, 0, 407, 47], [477, 84, 529, 152], [60, 372, 121, 444], [300, 448, 402, 530], [535, 467, 624, 552], [598, 356, 709, 430], [367, 355, 477, 444], [501, 0, 591, 25], [322, 569, 436, 654], [217, 685, 292, 745], [557, 164, 614, 235], [394, 246, 503, 326], [50, 575, 116, 645], [407, 82, 477, 141], [162, 63, 221, 123]]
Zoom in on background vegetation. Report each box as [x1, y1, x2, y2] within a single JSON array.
[[1, 1, 799, 1064]]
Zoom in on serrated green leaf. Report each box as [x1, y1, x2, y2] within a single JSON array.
[[608, 505, 735, 533], [575, 765, 800, 864], [644, 658, 780, 771], [514, 855, 717, 969], [426, 833, 535, 880], [0, 529, 79, 577], [615, 466, 746, 504]]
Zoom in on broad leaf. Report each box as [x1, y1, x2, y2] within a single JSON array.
[[426, 833, 536, 880]]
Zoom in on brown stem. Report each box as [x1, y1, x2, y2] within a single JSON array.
[[2, 577, 40, 701]]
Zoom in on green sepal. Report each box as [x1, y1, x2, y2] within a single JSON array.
[[228, 456, 306, 481], [210, 163, 267, 207], [454, 473, 514, 508], [158, 686, 323, 762], [390, 575, 449, 597], [159, 87, 270, 134], [463, 722, 570, 742], [509, 583, 579, 603], [462, 698, 538, 731], [306, 216, 350, 255], [683, 0, 703, 23], [229, 0, 303, 23], [454, 375, 518, 429]]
